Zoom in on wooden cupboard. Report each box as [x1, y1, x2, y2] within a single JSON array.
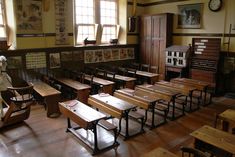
[[140, 13, 173, 80]]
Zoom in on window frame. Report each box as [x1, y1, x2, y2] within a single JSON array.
[[0, 0, 6, 40], [74, 0, 119, 45]]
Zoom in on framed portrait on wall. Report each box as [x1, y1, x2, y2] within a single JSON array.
[[178, 3, 203, 29]]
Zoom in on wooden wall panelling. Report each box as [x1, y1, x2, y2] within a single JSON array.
[[1, 44, 138, 83]]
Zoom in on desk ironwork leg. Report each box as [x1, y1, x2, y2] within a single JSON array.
[[118, 118, 122, 136], [92, 122, 99, 154], [189, 91, 193, 111], [171, 97, 175, 120], [204, 88, 207, 105], [144, 110, 148, 124], [124, 110, 130, 139], [151, 102, 155, 128], [66, 118, 71, 132], [199, 90, 203, 106]]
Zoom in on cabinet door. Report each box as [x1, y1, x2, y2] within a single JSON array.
[[152, 15, 167, 78], [140, 16, 152, 64]]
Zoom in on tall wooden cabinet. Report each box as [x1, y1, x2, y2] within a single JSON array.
[[140, 13, 173, 79]]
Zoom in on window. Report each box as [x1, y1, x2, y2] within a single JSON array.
[[74, 0, 118, 45], [100, 0, 118, 43], [0, 0, 6, 38], [74, 0, 95, 44]]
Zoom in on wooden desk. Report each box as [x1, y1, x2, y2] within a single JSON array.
[[171, 78, 211, 105], [55, 78, 91, 104], [88, 94, 143, 139], [106, 73, 136, 89], [128, 70, 159, 84], [142, 147, 178, 157], [156, 81, 199, 112], [33, 82, 61, 117], [136, 84, 183, 120], [84, 75, 115, 95], [114, 88, 166, 128], [59, 100, 119, 155], [218, 109, 235, 132], [190, 125, 235, 157]]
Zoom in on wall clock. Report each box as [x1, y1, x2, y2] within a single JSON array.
[[208, 0, 222, 12]]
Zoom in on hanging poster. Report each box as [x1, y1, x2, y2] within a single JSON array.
[[84, 50, 95, 63], [26, 52, 46, 69], [103, 49, 112, 61], [73, 51, 84, 61], [55, 0, 69, 45], [120, 49, 128, 60], [127, 48, 135, 59], [15, 0, 42, 33], [112, 49, 120, 60], [94, 50, 103, 62]]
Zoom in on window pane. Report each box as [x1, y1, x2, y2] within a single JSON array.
[[0, 27, 6, 37], [100, 0, 117, 25], [77, 25, 95, 43], [75, 0, 95, 44], [102, 25, 116, 43], [75, 0, 94, 24], [0, 0, 6, 38]]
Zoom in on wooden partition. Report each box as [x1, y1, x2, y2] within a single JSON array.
[[0, 44, 138, 84]]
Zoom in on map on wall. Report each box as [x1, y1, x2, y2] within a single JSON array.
[[15, 0, 42, 33]]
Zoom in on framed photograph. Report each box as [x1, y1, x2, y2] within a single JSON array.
[[178, 3, 203, 29], [49, 53, 61, 69]]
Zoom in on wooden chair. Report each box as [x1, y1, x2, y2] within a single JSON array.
[[117, 67, 128, 76], [95, 68, 107, 79], [181, 147, 208, 157], [75, 72, 85, 83], [131, 62, 140, 70], [88, 75, 103, 95], [149, 65, 159, 74], [141, 64, 150, 72], [0, 83, 34, 128]]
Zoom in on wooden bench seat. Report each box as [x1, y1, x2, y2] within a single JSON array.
[[155, 102, 169, 123], [98, 119, 117, 131], [129, 110, 144, 119]]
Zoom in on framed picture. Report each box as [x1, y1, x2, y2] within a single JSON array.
[[7, 56, 23, 69], [49, 53, 61, 69], [178, 3, 203, 29], [61, 51, 73, 61]]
